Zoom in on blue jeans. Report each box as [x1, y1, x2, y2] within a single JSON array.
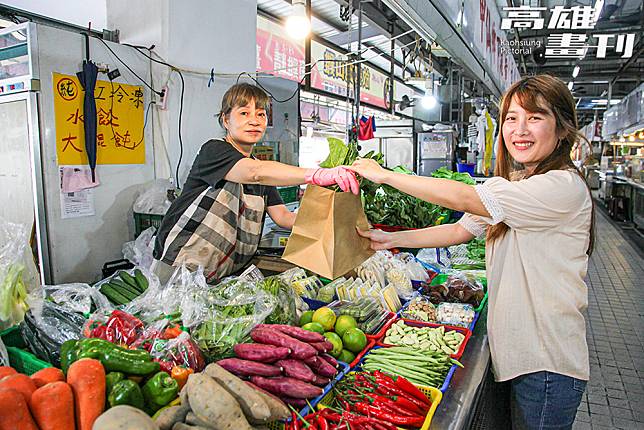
[[511, 371, 587, 430]]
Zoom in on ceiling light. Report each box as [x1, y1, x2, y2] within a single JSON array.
[[568, 81, 574, 90], [286, 1, 310, 40], [572, 65, 580, 78], [421, 93, 437, 109], [639, 131, 644, 139]]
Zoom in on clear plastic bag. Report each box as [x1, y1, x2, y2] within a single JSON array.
[[420, 273, 485, 307], [133, 179, 173, 215], [147, 331, 206, 373], [83, 309, 146, 346], [46, 283, 113, 315], [437, 302, 475, 328], [122, 227, 157, 272], [187, 277, 276, 361], [400, 296, 437, 323], [0, 218, 42, 330], [0, 338, 8, 367], [255, 276, 297, 325], [21, 300, 86, 366]]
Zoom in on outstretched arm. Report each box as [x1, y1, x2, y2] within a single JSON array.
[[358, 223, 475, 251]]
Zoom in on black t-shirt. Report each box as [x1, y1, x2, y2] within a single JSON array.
[[153, 139, 283, 259]]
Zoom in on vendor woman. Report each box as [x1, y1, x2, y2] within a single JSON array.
[[153, 83, 359, 283], [350, 75, 593, 430]]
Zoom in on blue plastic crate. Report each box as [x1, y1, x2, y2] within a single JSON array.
[[291, 360, 350, 419], [355, 346, 458, 394]]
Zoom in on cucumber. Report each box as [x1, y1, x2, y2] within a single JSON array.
[[100, 283, 131, 305], [118, 271, 140, 290], [110, 279, 140, 300], [133, 269, 149, 292]]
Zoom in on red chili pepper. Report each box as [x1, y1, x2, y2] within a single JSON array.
[[390, 375, 430, 405], [317, 415, 329, 430], [373, 377, 429, 410], [390, 394, 427, 414], [352, 402, 425, 427], [291, 412, 301, 430], [370, 394, 416, 416]]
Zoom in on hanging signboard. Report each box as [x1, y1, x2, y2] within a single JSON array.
[[310, 40, 390, 110], [461, 0, 521, 91], [256, 15, 305, 82], [53, 72, 145, 165]]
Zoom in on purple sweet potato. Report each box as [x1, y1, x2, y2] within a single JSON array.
[[233, 343, 291, 363], [320, 353, 339, 368], [312, 375, 331, 387], [250, 328, 317, 360], [250, 376, 323, 399], [310, 341, 332, 353], [279, 396, 307, 408], [257, 324, 325, 343], [217, 358, 283, 377], [275, 359, 316, 383], [303, 356, 337, 378]]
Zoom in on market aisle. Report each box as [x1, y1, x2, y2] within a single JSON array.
[[573, 210, 644, 430]]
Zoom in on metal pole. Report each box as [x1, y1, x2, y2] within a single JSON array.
[[355, 0, 362, 125]]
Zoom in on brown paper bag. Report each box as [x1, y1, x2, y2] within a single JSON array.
[[282, 185, 374, 279]]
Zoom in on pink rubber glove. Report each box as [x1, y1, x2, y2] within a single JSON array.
[[305, 167, 360, 195]]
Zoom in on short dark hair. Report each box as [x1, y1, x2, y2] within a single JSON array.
[[217, 83, 270, 127]]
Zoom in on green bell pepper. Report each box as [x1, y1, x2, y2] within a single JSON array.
[[60, 339, 79, 374], [105, 372, 125, 397], [108, 379, 145, 409], [142, 371, 179, 413], [72, 338, 160, 375]]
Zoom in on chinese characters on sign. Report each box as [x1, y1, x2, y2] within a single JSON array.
[[501, 5, 636, 59], [256, 15, 306, 82], [53, 73, 145, 165]]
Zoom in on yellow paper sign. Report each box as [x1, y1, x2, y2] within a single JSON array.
[[53, 72, 145, 165]]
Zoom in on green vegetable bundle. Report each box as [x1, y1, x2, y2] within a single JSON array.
[[362, 346, 462, 388], [256, 276, 296, 325], [190, 278, 276, 362]]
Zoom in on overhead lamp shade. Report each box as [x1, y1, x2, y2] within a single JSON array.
[[286, 2, 310, 40]]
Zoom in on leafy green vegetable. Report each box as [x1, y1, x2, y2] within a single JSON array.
[[257, 276, 296, 325], [319, 137, 350, 168], [431, 167, 476, 185], [0, 263, 29, 328]]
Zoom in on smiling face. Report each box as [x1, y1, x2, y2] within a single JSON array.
[[223, 99, 268, 147], [501, 95, 562, 173]]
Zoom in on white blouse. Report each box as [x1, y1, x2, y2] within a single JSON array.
[[458, 169, 592, 382]]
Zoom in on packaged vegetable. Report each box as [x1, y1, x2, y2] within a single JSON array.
[[256, 276, 297, 325], [46, 283, 113, 315], [20, 300, 86, 367], [0, 218, 41, 330], [187, 277, 276, 361], [83, 309, 145, 346], [437, 303, 475, 328], [400, 296, 437, 323], [420, 273, 485, 307]]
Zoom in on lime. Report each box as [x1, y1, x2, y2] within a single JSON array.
[[323, 332, 343, 358], [299, 311, 315, 327], [342, 328, 367, 353], [334, 315, 358, 338], [338, 349, 356, 364], [312, 307, 337, 331], [302, 322, 325, 335]]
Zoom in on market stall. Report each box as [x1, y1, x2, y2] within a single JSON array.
[[0, 151, 490, 430]]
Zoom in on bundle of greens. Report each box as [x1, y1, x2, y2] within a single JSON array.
[[318, 137, 384, 194], [189, 278, 276, 361], [256, 276, 297, 325]]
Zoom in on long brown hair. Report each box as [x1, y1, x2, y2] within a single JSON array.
[[487, 74, 595, 255]]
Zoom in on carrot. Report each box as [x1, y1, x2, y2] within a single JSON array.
[[0, 388, 38, 430], [30, 367, 65, 388], [0, 367, 17, 380], [0, 373, 37, 403], [67, 358, 105, 430], [29, 381, 76, 430]]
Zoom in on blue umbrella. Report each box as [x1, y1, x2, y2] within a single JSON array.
[[77, 34, 99, 182]]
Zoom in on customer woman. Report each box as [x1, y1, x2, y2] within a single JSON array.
[[350, 75, 593, 430], [153, 83, 359, 283]]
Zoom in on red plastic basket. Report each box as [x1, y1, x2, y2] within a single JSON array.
[[348, 339, 375, 369], [376, 318, 472, 360], [365, 312, 396, 342]]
